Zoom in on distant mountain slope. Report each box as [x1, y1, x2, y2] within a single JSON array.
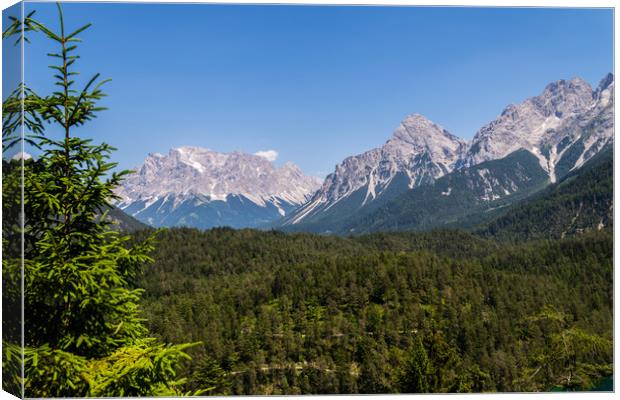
[[276, 73, 613, 235], [114, 74, 613, 233], [103, 205, 150, 232], [115, 147, 321, 229], [333, 149, 550, 234], [279, 114, 467, 228], [476, 148, 613, 241]]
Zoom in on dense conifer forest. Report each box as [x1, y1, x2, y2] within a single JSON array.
[[134, 227, 613, 394], [477, 149, 613, 241]]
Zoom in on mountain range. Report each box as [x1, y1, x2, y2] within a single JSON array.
[[115, 147, 321, 229], [280, 73, 614, 234], [115, 73, 614, 235]]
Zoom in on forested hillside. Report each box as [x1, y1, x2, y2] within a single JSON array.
[[281, 147, 612, 239], [477, 149, 613, 241], [338, 149, 549, 234], [102, 205, 150, 231], [135, 227, 613, 394]]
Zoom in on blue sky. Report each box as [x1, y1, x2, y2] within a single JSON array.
[[14, 3, 615, 177]]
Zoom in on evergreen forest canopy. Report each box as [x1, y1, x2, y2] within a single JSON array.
[[134, 227, 613, 394], [1, 2, 613, 397]]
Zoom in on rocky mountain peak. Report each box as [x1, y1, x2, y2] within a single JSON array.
[[543, 76, 590, 94], [387, 113, 467, 169], [535, 77, 593, 117], [392, 113, 456, 142], [117, 75, 612, 231], [116, 147, 322, 212], [463, 73, 613, 182], [282, 113, 468, 226], [596, 73, 614, 93]]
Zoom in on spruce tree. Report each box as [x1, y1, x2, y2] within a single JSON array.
[[191, 355, 230, 395], [398, 335, 432, 393], [2, 3, 199, 397]]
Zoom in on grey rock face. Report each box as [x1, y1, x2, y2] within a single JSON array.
[[283, 114, 468, 225], [463, 75, 614, 182], [115, 147, 322, 228]]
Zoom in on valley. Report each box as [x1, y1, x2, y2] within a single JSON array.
[[3, 3, 613, 397], [105, 73, 614, 395]]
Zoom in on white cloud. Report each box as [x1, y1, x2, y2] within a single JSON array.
[[11, 151, 32, 161], [254, 150, 279, 162]]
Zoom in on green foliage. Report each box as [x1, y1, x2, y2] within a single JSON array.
[[398, 336, 432, 393], [1, 342, 23, 396], [190, 355, 231, 395], [515, 307, 613, 391], [23, 345, 89, 397], [83, 339, 196, 397], [2, 3, 197, 397], [2, 9, 37, 44], [136, 227, 613, 394]]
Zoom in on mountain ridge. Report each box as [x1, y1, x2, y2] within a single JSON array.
[[463, 73, 614, 181], [116, 73, 613, 232], [281, 113, 468, 227], [115, 147, 322, 229], [282, 73, 613, 230]]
